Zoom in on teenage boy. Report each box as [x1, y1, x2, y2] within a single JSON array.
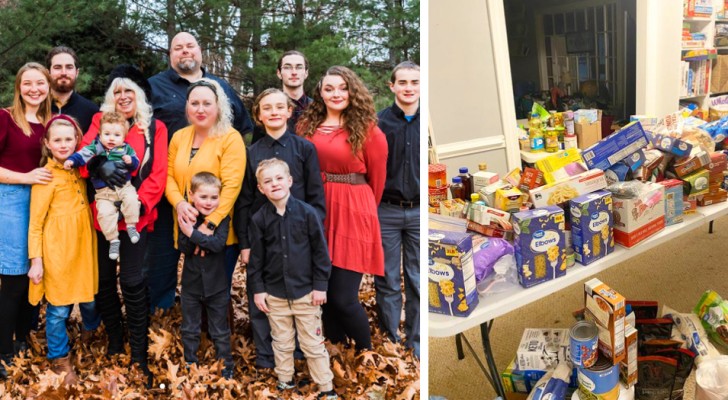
[[248, 158, 337, 400], [374, 61, 421, 358]]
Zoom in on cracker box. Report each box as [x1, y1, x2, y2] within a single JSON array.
[[529, 169, 607, 208], [512, 206, 566, 288], [674, 150, 710, 177], [612, 182, 665, 248], [569, 190, 614, 265], [659, 179, 684, 226], [516, 328, 570, 371], [582, 121, 650, 171], [428, 230, 479, 317], [584, 278, 626, 365], [621, 323, 638, 387]]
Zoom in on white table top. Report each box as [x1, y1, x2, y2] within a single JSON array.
[[429, 202, 728, 338]]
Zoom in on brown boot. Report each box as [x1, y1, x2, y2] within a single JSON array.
[[51, 354, 78, 386]]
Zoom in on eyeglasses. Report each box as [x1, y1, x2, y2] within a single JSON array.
[[281, 65, 305, 71]]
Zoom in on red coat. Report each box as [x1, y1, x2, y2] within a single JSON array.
[[80, 112, 168, 232]]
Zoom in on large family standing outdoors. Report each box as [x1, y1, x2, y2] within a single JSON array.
[[0, 31, 420, 398]]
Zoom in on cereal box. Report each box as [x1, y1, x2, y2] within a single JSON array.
[[659, 179, 684, 226], [569, 190, 614, 265], [584, 278, 626, 365], [529, 169, 607, 208], [516, 328, 571, 371], [512, 206, 566, 288], [428, 230, 479, 317], [612, 182, 665, 248]]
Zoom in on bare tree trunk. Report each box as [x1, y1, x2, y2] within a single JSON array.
[[250, 0, 262, 95], [166, 0, 176, 49]]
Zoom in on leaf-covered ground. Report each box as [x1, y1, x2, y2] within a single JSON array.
[[1, 269, 419, 399]]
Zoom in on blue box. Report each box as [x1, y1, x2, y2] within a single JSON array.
[[605, 162, 631, 185], [582, 121, 650, 171], [570, 190, 614, 265], [659, 179, 685, 226], [428, 230, 479, 317], [512, 206, 566, 288]]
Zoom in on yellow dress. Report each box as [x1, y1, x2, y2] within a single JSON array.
[[28, 159, 98, 306]]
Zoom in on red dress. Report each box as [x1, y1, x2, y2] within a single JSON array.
[[308, 125, 388, 276]]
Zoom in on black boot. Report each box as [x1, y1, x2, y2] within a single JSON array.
[[95, 280, 125, 355], [0, 353, 13, 380], [122, 281, 151, 388]]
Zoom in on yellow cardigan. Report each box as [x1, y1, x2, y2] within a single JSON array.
[[166, 125, 246, 246], [28, 159, 98, 306]]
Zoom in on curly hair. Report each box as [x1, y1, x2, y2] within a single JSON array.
[[101, 77, 153, 141], [297, 66, 377, 156]]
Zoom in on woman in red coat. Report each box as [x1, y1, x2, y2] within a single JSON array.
[[297, 66, 388, 351]]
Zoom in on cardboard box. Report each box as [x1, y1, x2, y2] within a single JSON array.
[[581, 121, 650, 171], [569, 190, 614, 265], [473, 170, 499, 193], [697, 188, 728, 205], [650, 134, 693, 157], [612, 183, 665, 248], [659, 179, 685, 226], [428, 230, 479, 317], [674, 150, 710, 177], [535, 149, 584, 184], [576, 110, 602, 150], [495, 186, 525, 212], [518, 167, 544, 193], [584, 278, 626, 365], [529, 169, 608, 208], [480, 180, 508, 207], [516, 328, 570, 371], [682, 169, 710, 196], [684, 195, 698, 214], [629, 115, 659, 133], [512, 206, 566, 288], [621, 323, 638, 387], [503, 357, 579, 395]]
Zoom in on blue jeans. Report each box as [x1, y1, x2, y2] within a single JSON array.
[[0, 184, 31, 275], [46, 302, 95, 360], [79, 302, 101, 331], [374, 203, 420, 357]]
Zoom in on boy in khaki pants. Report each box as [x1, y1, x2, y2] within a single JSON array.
[[248, 158, 337, 400]]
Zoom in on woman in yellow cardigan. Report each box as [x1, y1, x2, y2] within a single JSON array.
[[166, 78, 246, 286]]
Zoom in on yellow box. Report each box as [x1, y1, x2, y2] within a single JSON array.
[[535, 149, 584, 184]]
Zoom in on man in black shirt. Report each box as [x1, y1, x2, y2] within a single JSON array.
[[46, 46, 99, 133], [375, 61, 420, 358]]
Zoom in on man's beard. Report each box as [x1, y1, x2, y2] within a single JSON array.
[[52, 77, 75, 93], [176, 59, 199, 73]]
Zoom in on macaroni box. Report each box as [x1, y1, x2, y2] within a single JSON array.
[[612, 182, 665, 248], [516, 328, 571, 371], [428, 230, 479, 317], [512, 206, 566, 288], [529, 169, 607, 208], [569, 190, 614, 265], [659, 179, 684, 226], [584, 278, 626, 365], [582, 121, 649, 171]]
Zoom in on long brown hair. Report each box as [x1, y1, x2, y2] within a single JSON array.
[[9, 62, 52, 137], [297, 66, 377, 156], [40, 116, 83, 167]]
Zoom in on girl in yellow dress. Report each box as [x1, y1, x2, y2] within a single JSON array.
[[27, 115, 98, 386]]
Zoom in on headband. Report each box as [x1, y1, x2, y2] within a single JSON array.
[[46, 114, 81, 131], [186, 79, 218, 100]]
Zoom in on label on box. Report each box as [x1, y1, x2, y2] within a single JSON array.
[[570, 190, 614, 265], [584, 279, 626, 365], [529, 169, 607, 208], [512, 207, 566, 288], [582, 121, 649, 170], [428, 230, 479, 317]]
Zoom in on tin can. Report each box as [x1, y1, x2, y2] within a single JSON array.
[[570, 320, 599, 368], [428, 163, 447, 188], [577, 355, 620, 400]]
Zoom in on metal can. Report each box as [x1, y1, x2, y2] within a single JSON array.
[[570, 320, 599, 368], [577, 355, 620, 400]]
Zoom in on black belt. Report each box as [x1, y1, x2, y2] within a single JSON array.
[[382, 199, 418, 208]]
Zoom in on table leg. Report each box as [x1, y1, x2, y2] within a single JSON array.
[[709, 220, 714, 234], [480, 320, 507, 398], [456, 333, 465, 360]]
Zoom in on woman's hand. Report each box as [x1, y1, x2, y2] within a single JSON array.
[[176, 201, 199, 226], [28, 258, 43, 285], [25, 168, 52, 185]]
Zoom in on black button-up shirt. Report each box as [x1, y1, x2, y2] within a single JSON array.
[[377, 102, 420, 203], [148, 68, 253, 141], [178, 215, 231, 297], [233, 130, 325, 249], [51, 91, 99, 134], [248, 196, 331, 300]]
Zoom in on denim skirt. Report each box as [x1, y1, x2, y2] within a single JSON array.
[[0, 183, 31, 275]]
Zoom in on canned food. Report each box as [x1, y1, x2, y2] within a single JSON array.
[[570, 320, 599, 368], [428, 164, 447, 188], [577, 355, 620, 400]]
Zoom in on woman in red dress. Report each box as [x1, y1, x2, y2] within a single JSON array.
[[297, 66, 388, 350]]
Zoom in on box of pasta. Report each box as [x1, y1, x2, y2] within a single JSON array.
[[569, 190, 614, 265], [512, 206, 567, 288], [427, 230, 479, 317]]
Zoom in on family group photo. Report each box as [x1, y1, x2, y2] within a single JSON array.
[[0, 0, 420, 398]]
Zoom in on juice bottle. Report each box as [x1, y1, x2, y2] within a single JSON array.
[[529, 113, 544, 152]]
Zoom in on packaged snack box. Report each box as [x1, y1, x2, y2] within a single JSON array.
[[612, 183, 665, 248], [512, 206, 566, 288], [569, 190, 614, 265], [428, 230, 479, 317], [682, 169, 710, 196], [516, 328, 570, 371], [659, 179, 684, 226], [535, 149, 584, 184], [673, 150, 710, 177], [582, 121, 649, 171], [529, 169, 607, 208], [621, 323, 638, 387], [495, 185, 525, 212], [650, 134, 693, 157], [584, 278, 626, 365]]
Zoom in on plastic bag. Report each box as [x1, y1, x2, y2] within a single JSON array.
[[472, 236, 513, 282], [476, 254, 518, 297], [695, 356, 728, 400], [693, 290, 728, 351]]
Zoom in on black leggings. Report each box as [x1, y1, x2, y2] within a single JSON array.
[[0, 274, 35, 354], [321, 266, 372, 350]]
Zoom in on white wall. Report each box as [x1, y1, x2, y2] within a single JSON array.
[[429, 0, 518, 179]]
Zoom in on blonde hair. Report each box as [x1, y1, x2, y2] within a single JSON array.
[[255, 158, 291, 182], [99, 111, 130, 138], [100, 77, 153, 142], [186, 78, 233, 138], [190, 171, 222, 193], [41, 117, 83, 167], [9, 62, 52, 136]]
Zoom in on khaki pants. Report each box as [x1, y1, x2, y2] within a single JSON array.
[[267, 292, 333, 391], [95, 182, 140, 242]]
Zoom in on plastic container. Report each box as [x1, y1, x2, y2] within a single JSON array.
[[450, 176, 466, 201], [458, 167, 473, 197]]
